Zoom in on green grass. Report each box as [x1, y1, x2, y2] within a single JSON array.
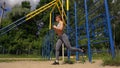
[[102, 55, 120, 66], [0, 54, 57, 63], [0, 54, 45, 62], [0, 54, 41, 58], [0, 58, 47, 63], [92, 53, 109, 60], [92, 53, 120, 66]]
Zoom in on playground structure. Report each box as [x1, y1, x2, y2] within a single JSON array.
[[0, 0, 115, 62]]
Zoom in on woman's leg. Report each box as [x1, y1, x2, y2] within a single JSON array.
[[55, 39, 63, 61], [61, 34, 83, 52]]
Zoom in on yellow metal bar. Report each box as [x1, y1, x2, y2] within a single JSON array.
[[61, 0, 64, 62], [66, 0, 69, 11], [56, 3, 62, 17], [56, 3, 66, 25], [58, 0, 67, 18], [49, 1, 58, 29], [26, 0, 56, 17], [26, 3, 55, 21], [49, 1, 57, 30], [49, 13, 52, 29], [50, 0, 59, 13], [50, 4, 57, 13]]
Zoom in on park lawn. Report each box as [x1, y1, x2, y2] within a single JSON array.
[[102, 55, 120, 66], [0, 54, 41, 58], [92, 53, 120, 66]]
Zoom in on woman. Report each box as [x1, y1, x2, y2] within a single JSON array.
[[52, 15, 84, 65]]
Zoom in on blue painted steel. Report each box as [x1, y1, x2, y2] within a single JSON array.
[[104, 0, 115, 58], [42, 30, 55, 60], [84, 0, 92, 62], [48, 32, 50, 60], [0, 19, 26, 36], [74, 1, 79, 61], [0, 16, 26, 31], [91, 40, 109, 45], [0, 16, 26, 36], [67, 10, 70, 60]]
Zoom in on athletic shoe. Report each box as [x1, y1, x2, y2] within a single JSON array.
[[52, 61, 59, 65]]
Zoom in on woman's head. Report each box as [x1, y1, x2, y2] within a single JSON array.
[[55, 15, 62, 22]]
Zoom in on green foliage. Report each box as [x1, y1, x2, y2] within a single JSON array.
[[22, 1, 31, 9], [0, 3, 40, 55], [109, 1, 120, 48], [0, 54, 41, 58], [8, 5, 30, 21], [102, 55, 120, 66], [1, 18, 12, 27]]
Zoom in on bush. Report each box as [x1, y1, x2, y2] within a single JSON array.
[[102, 55, 120, 66]]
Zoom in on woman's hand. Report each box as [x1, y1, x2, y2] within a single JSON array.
[[53, 25, 57, 29]]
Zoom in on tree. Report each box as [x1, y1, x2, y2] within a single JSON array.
[[22, 1, 31, 9], [0, 3, 39, 55]]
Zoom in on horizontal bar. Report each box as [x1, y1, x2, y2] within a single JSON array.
[[89, 13, 105, 23], [88, 0, 100, 9], [78, 36, 87, 40], [91, 40, 109, 44], [88, 4, 104, 16], [92, 50, 109, 53]]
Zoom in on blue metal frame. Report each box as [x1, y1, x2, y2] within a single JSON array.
[[41, 0, 115, 62], [67, 10, 71, 60], [0, 16, 26, 36], [104, 0, 115, 58], [74, 1, 79, 61], [84, 0, 92, 62]]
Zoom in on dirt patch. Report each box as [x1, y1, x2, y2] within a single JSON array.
[[0, 60, 119, 68]]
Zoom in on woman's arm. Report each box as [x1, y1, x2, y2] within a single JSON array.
[[53, 21, 64, 31]]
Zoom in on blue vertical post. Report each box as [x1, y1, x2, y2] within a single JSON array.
[[67, 0, 70, 60], [84, 0, 92, 62], [48, 31, 51, 60], [104, 0, 115, 58], [74, 1, 79, 61], [67, 10, 71, 61], [51, 12, 55, 59]]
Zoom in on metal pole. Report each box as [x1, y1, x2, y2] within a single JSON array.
[[84, 0, 92, 62], [74, 1, 79, 61], [104, 0, 115, 58], [66, 0, 70, 61], [62, 0, 64, 62]]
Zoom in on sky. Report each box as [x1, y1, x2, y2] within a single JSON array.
[[0, 0, 40, 17], [0, 0, 40, 9]]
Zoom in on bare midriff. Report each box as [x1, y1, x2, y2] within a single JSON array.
[[55, 30, 63, 36]]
